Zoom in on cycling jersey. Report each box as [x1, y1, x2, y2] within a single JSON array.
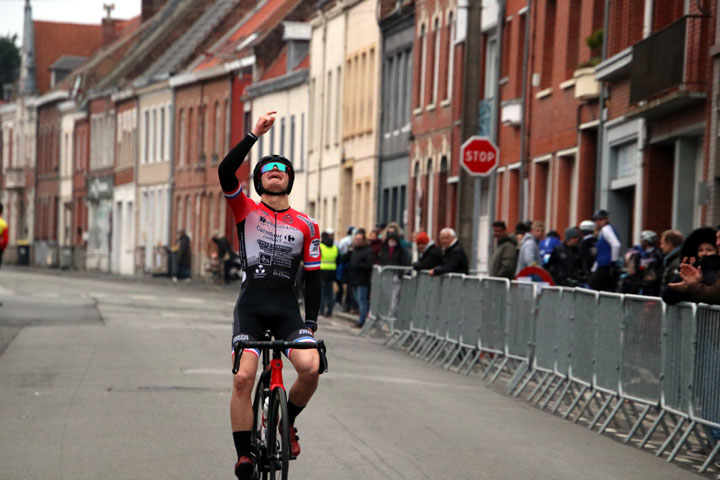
[[224, 186, 321, 288]]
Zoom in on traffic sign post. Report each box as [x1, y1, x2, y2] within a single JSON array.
[[461, 136, 499, 272]]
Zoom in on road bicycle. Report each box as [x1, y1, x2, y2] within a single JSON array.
[[232, 331, 328, 480]]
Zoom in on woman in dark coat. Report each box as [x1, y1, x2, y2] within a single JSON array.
[[662, 227, 720, 305]]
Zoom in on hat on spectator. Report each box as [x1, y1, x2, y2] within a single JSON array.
[[579, 220, 595, 233], [640, 230, 658, 245], [416, 232, 430, 244], [326, 228, 335, 235], [564, 227, 580, 241], [592, 209, 610, 220], [681, 227, 717, 259]]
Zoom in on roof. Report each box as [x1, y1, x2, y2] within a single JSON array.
[[50, 55, 88, 72], [259, 46, 308, 82], [33, 20, 103, 94], [193, 0, 306, 72]]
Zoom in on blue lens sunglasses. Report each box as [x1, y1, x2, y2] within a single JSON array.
[[260, 162, 288, 173]]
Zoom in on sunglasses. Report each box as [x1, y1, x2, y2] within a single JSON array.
[[260, 162, 288, 174]]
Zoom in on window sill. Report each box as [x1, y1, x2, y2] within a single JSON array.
[[440, 98, 451, 108], [425, 103, 436, 112], [535, 88, 552, 99], [499, 76, 510, 85], [559, 78, 576, 90], [413, 107, 423, 116]]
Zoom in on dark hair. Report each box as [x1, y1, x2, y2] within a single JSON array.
[[355, 228, 367, 238], [515, 222, 529, 234], [0, 203, 3, 214], [492, 221, 507, 229], [661, 230, 683, 248], [547, 230, 559, 238]]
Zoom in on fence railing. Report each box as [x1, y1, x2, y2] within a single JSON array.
[[364, 266, 720, 474]]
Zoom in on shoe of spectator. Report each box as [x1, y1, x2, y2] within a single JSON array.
[[234, 456, 253, 479]]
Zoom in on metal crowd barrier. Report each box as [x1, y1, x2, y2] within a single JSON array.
[[367, 265, 720, 473]]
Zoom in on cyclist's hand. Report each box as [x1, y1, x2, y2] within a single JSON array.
[[305, 320, 318, 333], [252, 111, 276, 137]]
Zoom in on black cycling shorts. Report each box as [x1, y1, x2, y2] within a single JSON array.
[[232, 286, 315, 358]]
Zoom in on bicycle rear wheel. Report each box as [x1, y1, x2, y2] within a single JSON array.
[[252, 381, 269, 480], [267, 388, 290, 480]]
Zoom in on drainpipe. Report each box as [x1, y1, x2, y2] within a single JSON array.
[[594, 0, 610, 209], [168, 86, 176, 253], [518, 0, 531, 223]]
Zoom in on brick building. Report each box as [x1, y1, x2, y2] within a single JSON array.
[[407, 0, 465, 244], [595, 0, 715, 245]]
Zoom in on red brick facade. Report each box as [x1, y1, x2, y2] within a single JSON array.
[[35, 101, 61, 241], [72, 116, 89, 247]]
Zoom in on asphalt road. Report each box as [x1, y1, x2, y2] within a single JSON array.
[[0, 268, 701, 479]]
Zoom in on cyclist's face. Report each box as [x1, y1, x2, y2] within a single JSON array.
[[261, 165, 289, 192]]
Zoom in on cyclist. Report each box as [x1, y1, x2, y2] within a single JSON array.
[[218, 111, 321, 480]]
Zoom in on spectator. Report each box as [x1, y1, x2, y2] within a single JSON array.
[[379, 231, 411, 267], [348, 229, 374, 327], [489, 221, 517, 279], [337, 226, 354, 255], [540, 230, 561, 265], [660, 229, 684, 286], [588, 210, 622, 292], [210, 232, 238, 284], [319, 230, 339, 317], [621, 230, 664, 296], [0, 203, 7, 270], [412, 231, 442, 271], [515, 221, 543, 276], [546, 227, 583, 286], [429, 228, 469, 276], [175, 229, 191, 282], [368, 229, 382, 264], [663, 227, 720, 305], [336, 226, 354, 309], [579, 219, 597, 284], [384, 221, 409, 249]]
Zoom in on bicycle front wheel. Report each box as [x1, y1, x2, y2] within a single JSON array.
[[267, 388, 290, 480], [252, 381, 269, 480]]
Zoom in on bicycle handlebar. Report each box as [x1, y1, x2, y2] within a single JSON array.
[[232, 339, 326, 374]]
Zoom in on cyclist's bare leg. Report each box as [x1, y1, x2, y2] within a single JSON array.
[[231, 352, 259, 431], [287, 349, 320, 407]]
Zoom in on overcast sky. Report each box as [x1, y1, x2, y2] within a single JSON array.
[[0, 0, 141, 43]]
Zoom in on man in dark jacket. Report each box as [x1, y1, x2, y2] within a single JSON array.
[[176, 229, 191, 281], [546, 227, 583, 286], [489, 221, 517, 279], [412, 231, 442, 271], [659, 229, 683, 287], [430, 228, 469, 276], [379, 231, 411, 267], [348, 229, 374, 326]]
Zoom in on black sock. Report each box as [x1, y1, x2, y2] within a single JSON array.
[[287, 401, 305, 425], [233, 431, 251, 459]]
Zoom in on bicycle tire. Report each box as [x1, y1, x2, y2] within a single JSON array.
[[267, 388, 290, 480], [252, 382, 269, 480]]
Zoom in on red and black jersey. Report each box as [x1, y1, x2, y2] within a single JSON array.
[[224, 184, 320, 287]]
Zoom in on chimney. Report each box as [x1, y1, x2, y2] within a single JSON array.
[[102, 18, 119, 47], [20, 0, 37, 95], [142, 0, 168, 22]]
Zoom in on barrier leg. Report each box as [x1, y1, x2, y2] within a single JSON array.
[[453, 347, 475, 373], [598, 398, 624, 434], [489, 356, 510, 383], [481, 353, 499, 379], [624, 404, 651, 444], [443, 344, 465, 370], [573, 390, 596, 423], [418, 336, 439, 359], [551, 380, 573, 414], [407, 332, 425, 354], [460, 349, 483, 376], [506, 361, 530, 395], [589, 394, 614, 430], [667, 420, 696, 462], [639, 409, 666, 448], [541, 377, 565, 410], [656, 417, 686, 457], [563, 384, 588, 419], [699, 440, 720, 474], [527, 372, 552, 403], [427, 339, 448, 363], [359, 315, 377, 337], [436, 341, 458, 366], [384, 329, 403, 346]]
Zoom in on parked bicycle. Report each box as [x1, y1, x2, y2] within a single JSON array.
[[232, 331, 328, 480]]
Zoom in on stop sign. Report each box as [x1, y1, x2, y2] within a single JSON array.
[[461, 136, 499, 176]]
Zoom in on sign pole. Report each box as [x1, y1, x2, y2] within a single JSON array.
[[471, 176, 482, 273]]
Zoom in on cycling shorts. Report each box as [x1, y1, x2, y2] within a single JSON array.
[[231, 286, 315, 358]]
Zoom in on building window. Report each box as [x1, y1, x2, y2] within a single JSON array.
[[300, 113, 305, 170], [198, 105, 205, 159], [214, 101, 221, 155], [367, 48, 375, 132], [187, 107, 193, 164], [280, 117, 286, 156], [446, 13, 455, 101], [565, 0, 581, 80], [335, 66, 342, 144], [515, 12, 527, 98], [290, 115, 296, 164], [432, 18, 441, 105], [418, 24, 427, 109], [269, 126, 275, 155], [160, 107, 166, 161], [325, 70, 332, 147], [144, 110, 149, 164], [152, 109, 157, 163], [541, 0, 557, 89]]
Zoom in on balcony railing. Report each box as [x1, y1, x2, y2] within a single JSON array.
[[630, 15, 709, 105]]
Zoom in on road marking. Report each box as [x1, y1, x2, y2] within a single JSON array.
[[34, 292, 59, 298], [130, 295, 159, 301], [0, 286, 15, 296], [177, 297, 205, 304]]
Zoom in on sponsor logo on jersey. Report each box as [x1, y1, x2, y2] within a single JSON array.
[[233, 334, 249, 343], [310, 238, 320, 257], [254, 265, 266, 277], [298, 329, 313, 336], [284, 234, 296, 243], [259, 215, 268, 224], [283, 213, 293, 224], [296, 214, 316, 237], [260, 253, 272, 265], [273, 270, 291, 280]]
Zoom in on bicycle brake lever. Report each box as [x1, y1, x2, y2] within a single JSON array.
[[232, 344, 243, 374]]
